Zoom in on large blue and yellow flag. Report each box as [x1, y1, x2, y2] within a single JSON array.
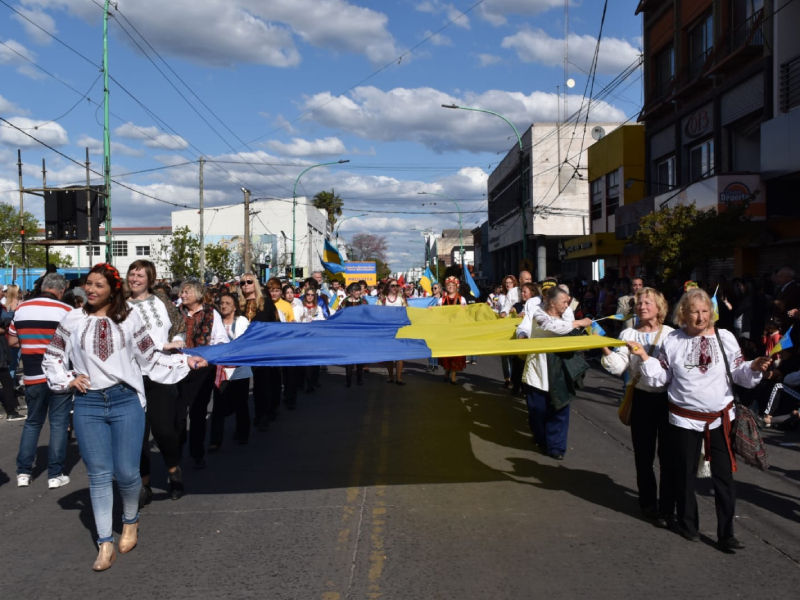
[[185, 304, 624, 366], [322, 239, 345, 280], [320, 257, 345, 275], [420, 266, 436, 295], [463, 266, 479, 298]]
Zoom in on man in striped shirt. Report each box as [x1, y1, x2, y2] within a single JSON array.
[[8, 273, 74, 489]]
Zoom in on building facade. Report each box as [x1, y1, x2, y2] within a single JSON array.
[[486, 121, 622, 281]]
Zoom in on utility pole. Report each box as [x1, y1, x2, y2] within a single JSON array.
[[85, 149, 92, 266], [17, 150, 25, 291], [242, 188, 251, 274], [103, 0, 113, 264], [199, 157, 205, 279]]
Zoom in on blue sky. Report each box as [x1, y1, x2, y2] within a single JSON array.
[[0, 0, 643, 271]]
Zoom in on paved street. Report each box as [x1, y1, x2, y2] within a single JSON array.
[[1, 358, 800, 599]]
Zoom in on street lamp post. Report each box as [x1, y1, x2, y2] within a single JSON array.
[[335, 213, 367, 250], [292, 159, 349, 285], [418, 191, 463, 268], [441, 104, 527, 261]]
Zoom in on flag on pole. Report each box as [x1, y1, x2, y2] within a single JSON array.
[[597, 313, 628, 322], [322, 239, 345, 281], [420, 266, 436, 295], [589, 321, 607, 337], [398, 274, 406, 287], [711, 285, 720, 322], [770, 326, 794, 356], [320, 257, 345, 275], [463, 266, 479, 298]]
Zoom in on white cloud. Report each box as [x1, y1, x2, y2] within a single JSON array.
[[266, 136, 347, 157], [415, 1, 471, 29], [502, 29, 642, 75], [76, 135, 145, 157], [0, 117, 68, 148], [424, 30, 453, 47], [477, 53, 501, 67], [114, 122, 189, 151], [11, 6, 57, 45], [0, 94, 30, 115], [479, 0, 562, 26], [0, 38, 45, 79], [32, 0, 401, 67], [302, 86, 625, 153]]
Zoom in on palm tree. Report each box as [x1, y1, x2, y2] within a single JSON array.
[[312, 189, 344, 226]]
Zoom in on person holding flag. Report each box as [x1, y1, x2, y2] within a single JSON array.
[[378, 278, 408, 385], [339, 282, 369, 387], [420, 266, 437, 296], [762, 326, 799, 428], [437, 275, 468, 385]]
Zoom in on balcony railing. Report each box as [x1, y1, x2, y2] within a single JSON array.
[[780, 54, 800, 113], [727, 9, 764, 54]]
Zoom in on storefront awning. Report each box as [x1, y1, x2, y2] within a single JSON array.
[[561, 233, 627, 260]]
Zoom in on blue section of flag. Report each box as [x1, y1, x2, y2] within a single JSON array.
[[320, 257, 346, 275], [771, 326, 794, 355], [363, 295, 437, 308], [463, 267, 479, 298], [323, 239, 344, 264], [590, 321, 606, 336]]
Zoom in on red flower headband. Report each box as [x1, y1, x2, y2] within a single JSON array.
[[445, 276, 459, 284], [96, 262, 123, 291]]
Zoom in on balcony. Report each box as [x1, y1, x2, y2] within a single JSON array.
[[707, 9, 765, 75], [780, 54, 800, 113]]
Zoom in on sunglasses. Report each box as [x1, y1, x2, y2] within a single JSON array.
[[390, 284, 399, 288], [241, 279, 254, 285]]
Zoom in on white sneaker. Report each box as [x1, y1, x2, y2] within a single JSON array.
[[48, 475, 70, 489], [17, 474, 31, 487]]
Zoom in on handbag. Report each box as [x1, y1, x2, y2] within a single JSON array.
[[715, 328, 770, 471], [618, 325, 664, 426]]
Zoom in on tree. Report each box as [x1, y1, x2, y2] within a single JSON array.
[[349, 232, 388, 262], [374, 258, 391, 280], [312, 189, 344, 227], [633, 201, 751, 281], [205, 241, 235, 282], [154, 226, 199, 280], [0, 203, 72, 268]]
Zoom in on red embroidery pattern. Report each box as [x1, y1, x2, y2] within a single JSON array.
[[135, 326, 155, 356], [685, 336, 719, 374], [51, 329, 67, 352], [94, 318, 114, 362]]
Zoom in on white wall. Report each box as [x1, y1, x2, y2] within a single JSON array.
[[54, 228, 171, 278]]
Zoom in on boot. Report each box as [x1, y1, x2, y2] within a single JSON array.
[[119, 521, 139, 554], [168, 467, 184, 501], [92, 542, 116, 571]]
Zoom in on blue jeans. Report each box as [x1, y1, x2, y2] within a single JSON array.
[[524, 385, 571, 455], [16, 383, 72, 478], [73, 384, 144, 544]]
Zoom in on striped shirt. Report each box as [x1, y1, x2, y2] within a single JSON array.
[[9, 295, 73, 386]]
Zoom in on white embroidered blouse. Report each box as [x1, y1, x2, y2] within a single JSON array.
[[128, 294, 184, 346], [43, 308, 191, 408], [639, 328, 762, 431], [601, 326, 675, 393]]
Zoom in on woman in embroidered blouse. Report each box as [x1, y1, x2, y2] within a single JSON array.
[[127, 260, 187, 506], [340, 282, 369, 387], [178, 280, 227, 470], [630, 288, 770, 550], [238, 272, 264, 322], [299, 288, 325, 393], [379, 278, 407, 385], [600, 287, 676, 526], [43, 263, 204, 571], [518, 286, 593, 459], [437, 276, 467, 385], [209, 293, 252, 451]]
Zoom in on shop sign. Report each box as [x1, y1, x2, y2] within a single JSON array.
[[683, 106, 713, 140], [719, 181, 752, 205]]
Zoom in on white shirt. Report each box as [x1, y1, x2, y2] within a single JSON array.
[[299, 304, 326, 322], [184, 306, 228, 347], [501, 287, 520, 315], [520, 309, 575, 391], [128, 294, 184, 346], [639, 328, 762, 431], [222, 315, 251, 380], [381, 295, 407, 307], [601, 326, 674, 392], [42, 309, 191, 407]]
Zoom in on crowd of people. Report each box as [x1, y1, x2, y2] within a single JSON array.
[[1, 260, 798, 568]]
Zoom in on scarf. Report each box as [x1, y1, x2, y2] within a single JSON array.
[[184, 304, 216, 348]]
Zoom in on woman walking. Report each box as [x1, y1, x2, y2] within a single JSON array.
[[437, 276, 467, 385], [601, 287, 675, 526], [43, 263, 203, 571], [631, 288, 770, 549], [340, 282, 368, 387], [209, 292, 252, 450], [127, 260, 187, 505], [379, 278, 407, 385], [299, 288, 326, 392]]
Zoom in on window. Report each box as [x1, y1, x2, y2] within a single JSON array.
[[590, 179, 603, 221], [112, 240, 128, 257], [654, 45, 674, 98], [606, 170, 620, 216], [688, 12, 714, 79], [135, 245, 151, 256], [86, 246, 100, 256], [656, 156, 676, 190], [689, 139, 714, 181]]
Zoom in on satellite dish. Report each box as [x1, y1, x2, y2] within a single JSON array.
[[591, 126, 606, 140], [566, 78, 575, 88]]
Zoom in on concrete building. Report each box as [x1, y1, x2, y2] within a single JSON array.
[[487, 121, 622, 281], [470, 221, 493, 284], [171, 197, 330, 281]]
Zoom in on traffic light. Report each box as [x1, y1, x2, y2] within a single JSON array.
[[44, 186, 107, 241]]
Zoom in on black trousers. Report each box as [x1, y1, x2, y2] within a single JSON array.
[[210, 377, 250, 446], [345, 364, 363, 384], [672, 423, 736, 540], [179, 366, 216, 461], [140, 377, 182, 478], [252, 366, 282, 422], [283, 367, 300, 406], [630, 389, 675, 516], [0, 367, 18, 414]]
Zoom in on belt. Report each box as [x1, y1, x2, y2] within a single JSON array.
[[669, 400, 737, 473]]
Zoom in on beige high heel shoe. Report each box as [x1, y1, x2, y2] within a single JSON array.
[[119, 522, 139, 554], [92, 542, 116, 571]]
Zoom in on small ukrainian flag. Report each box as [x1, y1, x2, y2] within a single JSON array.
[[590, 321, 607, 337], [770, 326, 794, 356]]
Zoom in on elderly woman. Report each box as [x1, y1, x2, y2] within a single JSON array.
[[601, 287, 675, 526], [518, 286, 592, 459], [630, 288, 771, 549], [178, 279, 227, 470]]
